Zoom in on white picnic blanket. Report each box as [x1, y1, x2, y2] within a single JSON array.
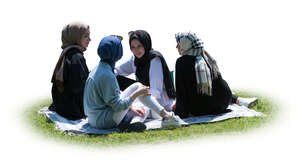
[[38, 104, 265, 135]]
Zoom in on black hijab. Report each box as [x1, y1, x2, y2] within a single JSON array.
[[129, 30, 176, 99]]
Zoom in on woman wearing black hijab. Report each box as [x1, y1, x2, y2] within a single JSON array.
[[115, 30, 176, 116]]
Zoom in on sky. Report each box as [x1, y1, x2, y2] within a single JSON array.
[[0, 0, 299, 165]]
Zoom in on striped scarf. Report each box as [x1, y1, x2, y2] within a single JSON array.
[[175, 32, 220, 96]]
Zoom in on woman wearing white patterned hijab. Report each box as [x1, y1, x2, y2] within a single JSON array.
[[173, 32, 235, 118]]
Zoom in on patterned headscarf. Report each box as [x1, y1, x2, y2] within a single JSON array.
[[51, 22, 89, 92], [175, 32, 204, 56], [175, 32, 220, 96]]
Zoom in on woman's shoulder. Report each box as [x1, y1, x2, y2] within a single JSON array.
[[150, 49, 165, 63], [66, 47, 83, 56], [65, 48, 84, 61], [176, 55, 195, 63], [96, 65, 115, 79], [149, 49, 164, 59], [150, 49, 163, 56], [176, 56, 196, 70], [89, 66, 116, 89], [97, 70, 117, 88]]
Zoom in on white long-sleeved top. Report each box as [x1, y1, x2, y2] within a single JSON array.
[[115, 55, 174, 111]]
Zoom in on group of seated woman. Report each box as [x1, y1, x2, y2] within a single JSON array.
[[49, 22, 257, 132]]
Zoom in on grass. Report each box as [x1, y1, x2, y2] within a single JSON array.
[[24, 91, 279, 148]]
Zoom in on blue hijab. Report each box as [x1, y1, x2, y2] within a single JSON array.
[[98, 36, 123, 69]]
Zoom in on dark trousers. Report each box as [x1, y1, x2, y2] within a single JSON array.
[[116, 75, 137, 91], [117, 75, 238, 104]]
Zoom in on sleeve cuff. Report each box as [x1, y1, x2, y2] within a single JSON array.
[[124, 96, 133, 107]]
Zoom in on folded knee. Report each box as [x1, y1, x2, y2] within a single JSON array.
[[132, 82, 143, 88]]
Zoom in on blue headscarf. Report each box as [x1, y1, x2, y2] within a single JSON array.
[[98, 35, 123, 69]]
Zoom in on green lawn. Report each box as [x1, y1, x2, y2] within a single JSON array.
[[24, 91, 279, 148]]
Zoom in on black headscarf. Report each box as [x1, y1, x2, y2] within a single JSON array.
[[129, 30, 176, 99]]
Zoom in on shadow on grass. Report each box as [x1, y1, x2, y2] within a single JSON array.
[[23, 91, 280, 147]]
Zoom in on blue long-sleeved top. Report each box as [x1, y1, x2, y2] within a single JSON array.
[[83, 62, 132, 129]]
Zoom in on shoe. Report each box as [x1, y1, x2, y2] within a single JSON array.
[[48, 103, 55, 111], [238, 97, 258, 108], [118, 122, 146, 133], [161, 112, 188, 129]]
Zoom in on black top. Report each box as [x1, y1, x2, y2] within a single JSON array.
[[49, 48, 89, 120], [174, 55, 232, 118]]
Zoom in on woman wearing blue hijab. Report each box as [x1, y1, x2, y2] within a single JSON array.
[[83, 36, 184, 132]]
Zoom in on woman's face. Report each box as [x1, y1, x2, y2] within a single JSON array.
[[80, 31, 91, 49], [176, 44, 184, 55], [130, 39, 145, 59]]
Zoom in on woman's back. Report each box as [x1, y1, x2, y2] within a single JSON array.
[[51, 48, 89, 120], [175, 55, 232, 118]]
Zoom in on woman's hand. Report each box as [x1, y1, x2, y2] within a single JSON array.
[[135, 85, 151, 96], [131, 85, 151, 101], [171, 103, 176, 112], [130, 107, 146, 118]]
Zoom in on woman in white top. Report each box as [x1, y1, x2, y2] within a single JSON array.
[[115, 30, 176, 115]]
